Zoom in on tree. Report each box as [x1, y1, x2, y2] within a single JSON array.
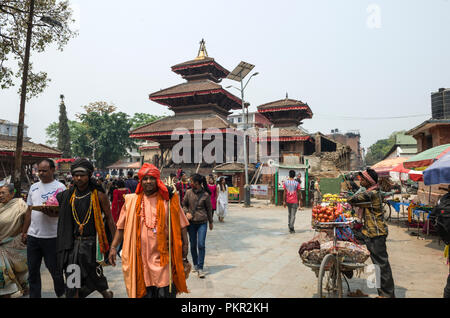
[[45, 119, 88, 156], [130, 113, 165, 129], [57, 94, 71, 157], [365, 130, 406, 165], [0, 0, 78, 99], [45, 121, 59, 146], [78, 101, 117, 117], [77, 101, 135, 169], [45, 104, 165, 168]]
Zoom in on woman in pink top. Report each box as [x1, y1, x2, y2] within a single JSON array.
[[207, 175, 217, 217]]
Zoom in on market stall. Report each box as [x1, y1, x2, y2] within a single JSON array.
[[404, 144, 450, 205], [213, 162, 256, 204]]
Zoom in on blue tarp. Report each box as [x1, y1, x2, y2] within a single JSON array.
[[424, 151, 450, 185], [387, 200, 409, 213]]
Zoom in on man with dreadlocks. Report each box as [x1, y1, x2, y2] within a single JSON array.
[[56, 158, 116, 298], [348, 168, 395, 298], [109, 163, 190, 298]]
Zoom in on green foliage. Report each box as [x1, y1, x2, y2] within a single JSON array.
[[45, 102, 166, 169], [0, 0, 78, 99], [130, 113, 165, 129], [45, 121, 58, 146], [45, 119, 82, 148], [365, 130, 406, 165], [70, 121, 90, 158], [58, 98, 71, 157], [78, 106, 135, 169]]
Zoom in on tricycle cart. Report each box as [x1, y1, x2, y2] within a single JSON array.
[[303, 221, 367, 298]]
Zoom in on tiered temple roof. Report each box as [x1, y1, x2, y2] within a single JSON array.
[[130, 40, 244, 168], [147, 39, 241, 117], [257, 96, 313, 127], [130, 113, 236, 142]]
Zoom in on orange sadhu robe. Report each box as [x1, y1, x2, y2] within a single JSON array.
[[117, 193, 189, 291]]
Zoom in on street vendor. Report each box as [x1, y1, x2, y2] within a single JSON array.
[[347, 168, 396, 298]]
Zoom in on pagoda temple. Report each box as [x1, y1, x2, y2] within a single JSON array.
[[256, 95, 352, 170], [130, 40, 243, 172], [256, 95, 317, 160]]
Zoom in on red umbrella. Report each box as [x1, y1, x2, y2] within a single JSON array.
[[409, 170, 423, 182], [390, 163, 423, 181], [391, 163, 410, 174]]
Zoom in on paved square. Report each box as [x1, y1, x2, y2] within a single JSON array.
[[27, 200, 449, 298]]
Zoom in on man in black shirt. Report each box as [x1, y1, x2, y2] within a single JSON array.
[[124, 171, 138, 193]]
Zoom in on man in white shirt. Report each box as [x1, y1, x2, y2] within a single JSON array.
[[21, 159, 66, 298]]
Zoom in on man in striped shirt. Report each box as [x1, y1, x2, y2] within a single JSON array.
[[283, 170, 302, 234]]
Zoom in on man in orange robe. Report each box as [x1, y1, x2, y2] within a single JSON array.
[[109, 163, 190, 298]]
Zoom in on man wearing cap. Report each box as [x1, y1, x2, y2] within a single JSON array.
[[348, 168, 395, 298], [56, 158, 116, 298], [108, 163, 190, 298]]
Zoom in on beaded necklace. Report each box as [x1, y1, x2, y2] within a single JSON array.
[[140, 194, 158, 233]]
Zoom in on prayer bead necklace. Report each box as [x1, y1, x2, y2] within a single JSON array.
[[140, 196, 158, 233]]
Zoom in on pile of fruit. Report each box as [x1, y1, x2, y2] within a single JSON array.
[[322, 193, 347, 203], [312, 204, 352, 223]]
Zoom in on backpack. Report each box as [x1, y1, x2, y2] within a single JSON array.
[[430, 193, 450, 245]]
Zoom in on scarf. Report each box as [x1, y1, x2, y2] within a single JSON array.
[[69, 189, 109, 255], [121, 192, 188, 298], [0, 199, 28, 242]]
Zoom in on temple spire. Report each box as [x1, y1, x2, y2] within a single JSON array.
[[195, 38, 208, 60]]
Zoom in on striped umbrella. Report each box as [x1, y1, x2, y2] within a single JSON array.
[[403, 143, 450, 171], [390, 162, 423, 181]]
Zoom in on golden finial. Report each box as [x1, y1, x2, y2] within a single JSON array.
[[195, 38, 208, 60]]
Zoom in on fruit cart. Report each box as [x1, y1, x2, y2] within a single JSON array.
[[300, 194, 369, 298], [302, 221, 368, 298]]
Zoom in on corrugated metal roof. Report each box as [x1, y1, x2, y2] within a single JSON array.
[[395, 133, 416, 145]]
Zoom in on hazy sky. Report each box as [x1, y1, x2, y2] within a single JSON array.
[[1, 0, 449, 150]]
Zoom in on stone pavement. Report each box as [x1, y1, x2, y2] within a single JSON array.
[[22, 200, 449, 298]]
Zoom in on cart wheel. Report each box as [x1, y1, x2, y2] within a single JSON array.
[[318, 254, 343, 298], [383, 201, 391, 222]]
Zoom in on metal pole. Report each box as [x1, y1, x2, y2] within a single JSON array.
[[305, 159, 309, 207], [240, 73, 250, 207], [275, 170, 278, 205], [13, 0, 35, 196]]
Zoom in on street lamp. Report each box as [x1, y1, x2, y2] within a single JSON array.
[[13, 0, 63, 195], [226, 62, 259, 207]]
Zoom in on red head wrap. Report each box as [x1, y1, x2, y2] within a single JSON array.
[[361, 170, 376, 187], [135, 163, 169, 201]]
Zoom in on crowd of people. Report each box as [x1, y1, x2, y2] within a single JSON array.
[[1, 159, 448, 299], [0, 158, 229, 298]]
